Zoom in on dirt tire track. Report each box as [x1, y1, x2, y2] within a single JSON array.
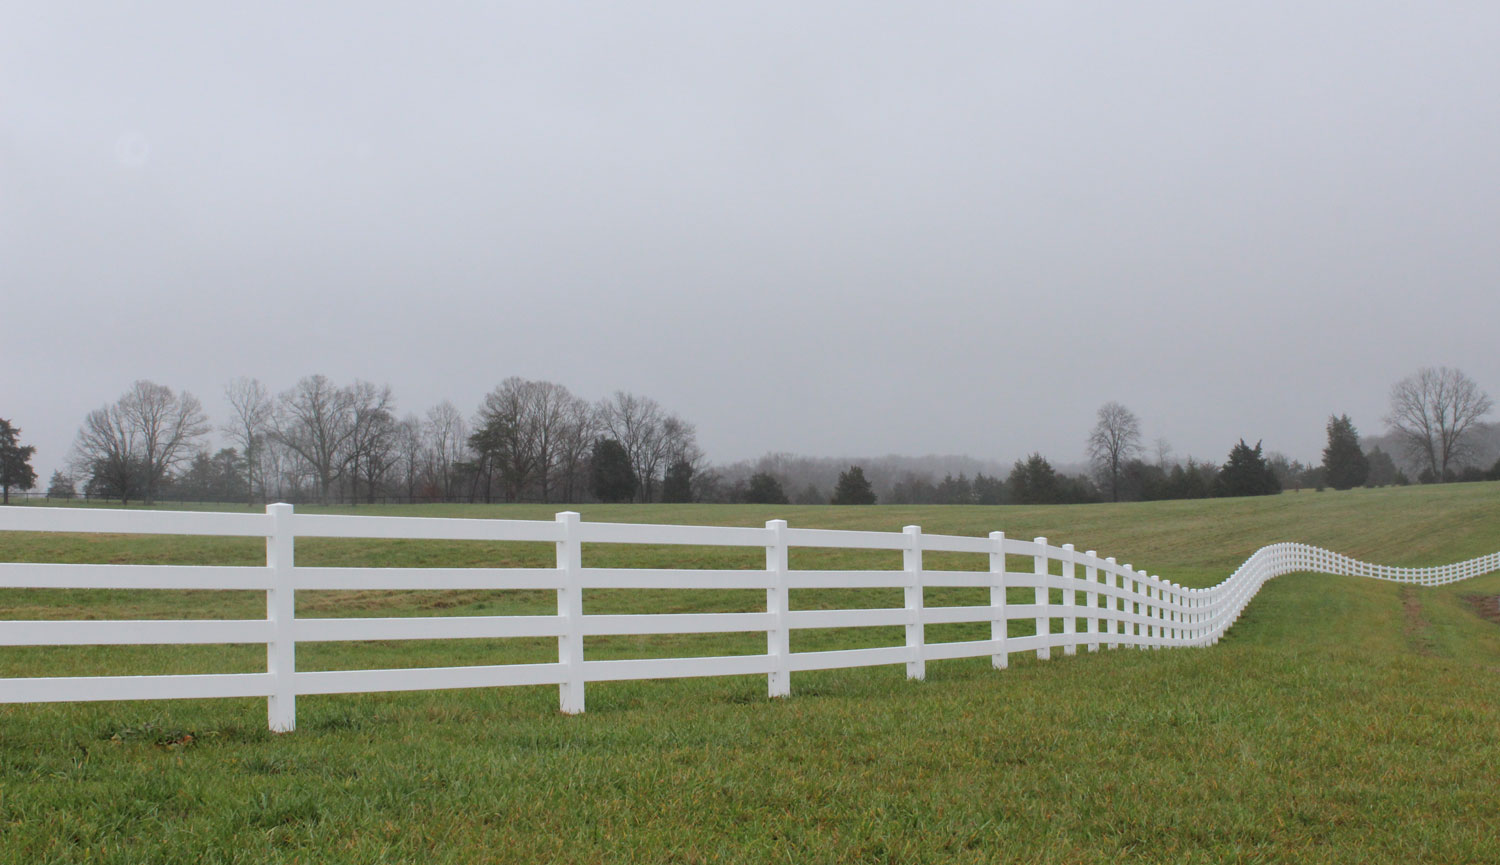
[[1462, 593, 1500, 626], [1400, 586, 1438, 656]]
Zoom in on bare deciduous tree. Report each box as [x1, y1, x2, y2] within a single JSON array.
[[1153, 437, 1174, 470], [528, 381, 574, 504], [72, 405, 138, 504], [71, 380, 210, 505], [271, 374, 357, 504], [1086, 401, 1142, 503], [122, 381, 211, 503], [598, 391, 661, 502], [471, 377, 541, 502], [1385, 366, 1493, 480], [259, 432, 298, 501], [394, 413, 425, 501], [346, 380, 397, 504], [555, 395, 599, 503], [654, 414, 701, 499], [424, 400, 468, 501], [223, 377, 273, 504], [596, 392, 696, 502]]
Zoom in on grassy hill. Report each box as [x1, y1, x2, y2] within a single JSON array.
[[2, 483, 1499, 863]]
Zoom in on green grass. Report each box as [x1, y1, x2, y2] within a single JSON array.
[[3, 484, 1500, 863]]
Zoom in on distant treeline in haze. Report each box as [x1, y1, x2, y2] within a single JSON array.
[[3, 367, 1497, 508]]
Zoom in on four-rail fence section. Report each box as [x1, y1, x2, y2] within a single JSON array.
[[1, 505, 1496, 731]]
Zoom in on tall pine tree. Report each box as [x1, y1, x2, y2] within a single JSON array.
[[0, 419, 38, 504], [1321, 414, 1369, 490]]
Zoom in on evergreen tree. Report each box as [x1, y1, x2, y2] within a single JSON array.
[[589, 438, 637, 503], [1057, 473, 1101, 505], [1321, 414, 1369, 490], [793, 483, 825, 505], [84, 456, 146, 502], [175, 449, 249, 501], [1365, 447, 1398, 487], [1161, 459, 1213, 500], [660, 459, 695, 503], [1007, 453, 1060, 505], [935, 473, 974, 504], [1215, 439, 1281, 497], [744, 472, 789, 505], [972, 472, 1005, 505], [0, 419, 38, 504], [1120, 459, 1168, 501], [831, 465, 877, 505], [1267, 453, 1313, 491], [888, 472, 937, 504], [1163, 464, 1193, 499], [46, 470, 76, 500]]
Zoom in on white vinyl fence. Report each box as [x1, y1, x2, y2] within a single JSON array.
[[1, 505, 1496, 731]]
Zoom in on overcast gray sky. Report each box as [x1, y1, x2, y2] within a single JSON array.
[[4, 1, 1498, 483]]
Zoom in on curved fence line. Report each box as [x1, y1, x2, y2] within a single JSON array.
[[1191, 542, 1500, 648], [0, 505, 1496, 731]]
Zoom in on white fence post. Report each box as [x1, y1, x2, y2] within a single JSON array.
[[1123, 564, 1138, 648], [1132, 567, 1144, 646], [556, 511, 585, 714], [1170, 582, 1181, 644], [1158, 584, 1170, 644], [1144, 576, 1157, 646], [904, 525, 925, 681], [1163, 579, 1175, 645], [1034, 537, 1050, 660], [1152, 569, 1164, 644], [266, 503, 296, 733], [1061, 543, 1077, 656], [1158, 574, 1169, 646], [1106, 557, 1120, 649], [990, 531, 1007, 670], [1085, 550, 1099, 652], [766, 519, 791, 698]]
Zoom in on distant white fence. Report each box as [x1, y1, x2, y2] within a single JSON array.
[[1, 505, 1496, 731]]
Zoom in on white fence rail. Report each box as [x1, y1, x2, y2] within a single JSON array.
[[1, 505, 1496, 731]]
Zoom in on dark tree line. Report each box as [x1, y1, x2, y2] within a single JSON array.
[[52, 377, 706, 506]]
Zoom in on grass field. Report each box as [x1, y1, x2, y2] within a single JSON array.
[[2, 484, 1499, 863]]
